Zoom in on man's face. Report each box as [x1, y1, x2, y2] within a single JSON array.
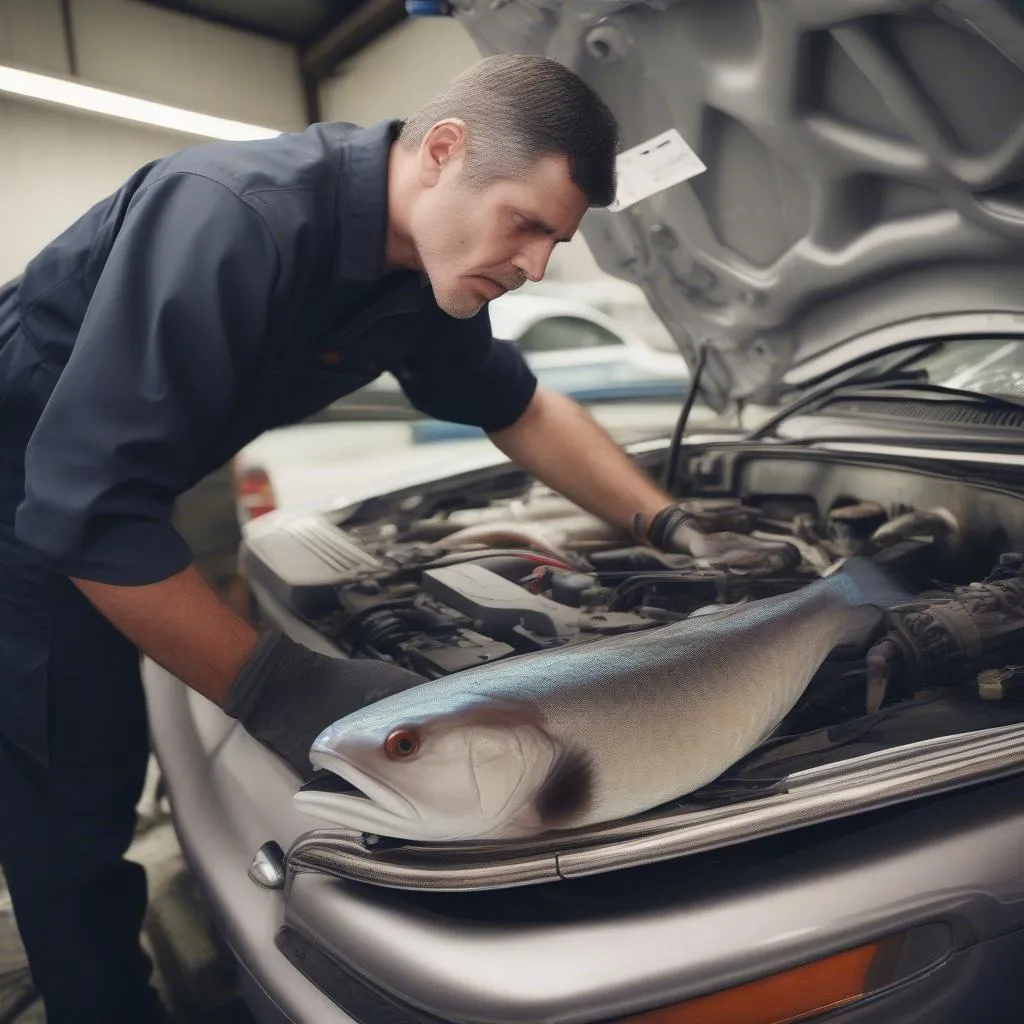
[[407, 129, 590, 319]]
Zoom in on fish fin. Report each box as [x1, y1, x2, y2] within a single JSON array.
[[831, 555, 914, 610], [534, 748, 593, 828]]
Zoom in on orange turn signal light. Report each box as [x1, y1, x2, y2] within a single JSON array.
[[620, 938, 893, 1024]]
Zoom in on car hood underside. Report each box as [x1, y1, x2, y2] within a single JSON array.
[[452, 0, 1024, 410]]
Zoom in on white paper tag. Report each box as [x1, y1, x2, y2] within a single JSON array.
[[609, 128, 707, 212]]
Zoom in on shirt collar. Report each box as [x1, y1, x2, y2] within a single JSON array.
[[333, 118, 404, 284]]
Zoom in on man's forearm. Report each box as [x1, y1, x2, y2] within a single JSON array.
[[488, 386, 673, 537], [72, 565, 258, 706]]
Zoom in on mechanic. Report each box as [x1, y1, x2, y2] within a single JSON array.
[[0, 54, 690, 1022]]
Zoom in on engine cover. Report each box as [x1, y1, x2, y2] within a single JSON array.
[[243, 514, 383, 617]]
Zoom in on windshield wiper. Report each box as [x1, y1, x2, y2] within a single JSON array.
[[745, 367, 926, 440], [744, 341, 945, 441], [746, 368, 1024, 440], [828, 379, 1024, 410]]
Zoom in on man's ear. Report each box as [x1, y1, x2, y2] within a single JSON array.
[[418, 120, 468, 187]]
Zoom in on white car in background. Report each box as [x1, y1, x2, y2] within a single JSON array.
[[232, 291, 691, 524], [486, 288, 684, 379]]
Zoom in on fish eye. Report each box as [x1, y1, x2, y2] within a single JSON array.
[[385, 729, 420, 760]]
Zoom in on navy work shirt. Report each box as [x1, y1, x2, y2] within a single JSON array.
[[0, 119, 537, 588]]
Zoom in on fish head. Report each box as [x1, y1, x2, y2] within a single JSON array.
[[306, 698, 560, 841]]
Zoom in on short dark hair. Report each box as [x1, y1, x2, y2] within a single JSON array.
[[399, 54, 619, 208]]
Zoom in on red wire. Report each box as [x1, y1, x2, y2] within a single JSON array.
[[516, 554, 573, 572], [519, 558, 576, 593]]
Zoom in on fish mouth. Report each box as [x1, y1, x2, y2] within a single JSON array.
[[299, 749, 470, 841], [299, 737, 546, 842], [308, 747, 418, 822]]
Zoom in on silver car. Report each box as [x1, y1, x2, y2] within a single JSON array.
[[144, 2, 1024, 1022]]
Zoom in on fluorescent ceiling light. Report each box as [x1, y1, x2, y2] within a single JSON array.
[[0, 63, 282, 141]]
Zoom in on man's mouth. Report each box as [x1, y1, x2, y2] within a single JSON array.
[[471, 276, 505, 299]]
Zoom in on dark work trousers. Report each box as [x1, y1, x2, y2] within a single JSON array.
[[0, 387, 164, 1021]]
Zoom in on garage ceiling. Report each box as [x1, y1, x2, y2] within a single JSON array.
[[132, 0, 410, 77]]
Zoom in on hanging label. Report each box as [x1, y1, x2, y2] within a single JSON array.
[[609, 128, 707, 212]]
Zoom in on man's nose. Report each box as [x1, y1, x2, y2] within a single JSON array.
[[512, 239, 555, 283]]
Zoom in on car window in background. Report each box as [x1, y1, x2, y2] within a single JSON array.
[[515, 316, 626, 353]]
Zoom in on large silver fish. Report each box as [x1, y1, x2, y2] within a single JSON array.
[[295, 558, 905, 842]]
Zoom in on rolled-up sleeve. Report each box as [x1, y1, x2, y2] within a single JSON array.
[[17, 172, 279, 585], [392, 302, 538, 433]]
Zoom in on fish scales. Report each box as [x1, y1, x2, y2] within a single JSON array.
[[494, 582, 853, 826]]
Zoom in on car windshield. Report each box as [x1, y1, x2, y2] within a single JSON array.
[[839, 337, 1024, 399]]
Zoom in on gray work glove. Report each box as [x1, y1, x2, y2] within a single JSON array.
[[224, 629, 428, 780], [645, 504, 701, 553], [646, 503, 800, 572]]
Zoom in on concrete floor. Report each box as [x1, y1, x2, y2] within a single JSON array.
[[0, 758, 258, 1024]]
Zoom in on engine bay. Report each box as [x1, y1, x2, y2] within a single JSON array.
[[242, 447, 1024, 745]]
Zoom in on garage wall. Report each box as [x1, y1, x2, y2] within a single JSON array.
[[318, 15, 608, 282], [0, 97, 202, 282], [0, 0, 305, 282], [66, 0, 304, 131], [318, 16, 481, 127]]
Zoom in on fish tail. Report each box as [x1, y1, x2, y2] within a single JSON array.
[[829, 555, 913, 610]]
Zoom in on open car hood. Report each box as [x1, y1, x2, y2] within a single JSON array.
[[452, 0, 1024, 411]]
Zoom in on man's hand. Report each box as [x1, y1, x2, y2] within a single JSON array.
[[487, 386, 675, 538], [221, 628, 427, 779], [486, 393, 799, 571], [72, 567, 427, 778], [644, 501, 801, 571], [644, 503, 703, 553]]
